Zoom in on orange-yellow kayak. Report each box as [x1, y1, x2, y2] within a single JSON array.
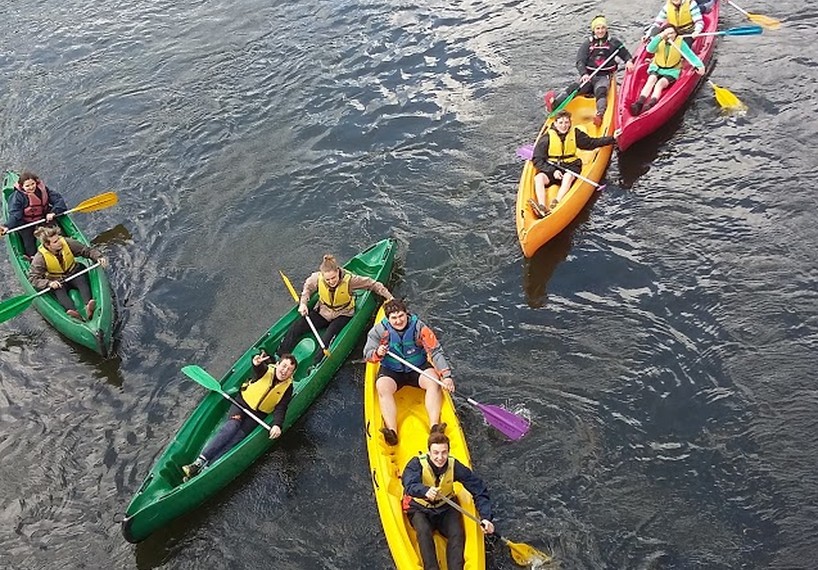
[[364, 308, 485, 569], [516, 77, 616, 257]]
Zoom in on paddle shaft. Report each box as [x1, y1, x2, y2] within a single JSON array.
[[682, 26, 762, 37], [384, 349, 459, 397], [548, 44, 622, 118], [546, 161, 604, 189], [4, 192, 117, 234], [39, 261, 101, 293], [278, 270, 330, 355], [216, 390, 275, 432], [727, 0, 751, 17]]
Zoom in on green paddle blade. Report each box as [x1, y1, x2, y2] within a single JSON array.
[[0, 293, 37, 324], [504, 537, 551, 567], [181, 365, 223, 392]]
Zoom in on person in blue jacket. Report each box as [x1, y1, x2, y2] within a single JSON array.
[[402, 432, 495, 570], [0, 172, 67, 257]]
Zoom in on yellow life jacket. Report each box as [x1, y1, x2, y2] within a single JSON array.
[[38, 238, 77, 278], [318, 271, 355, 311], [653, 37, 684, 69], [666, 0, 694, 33], [412, 455, 456, 508], [240, 366, 293, 413], [546, 128, 578, 163]]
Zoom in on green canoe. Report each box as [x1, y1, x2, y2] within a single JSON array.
[[1, 171, 115, 357], [121, 237, 397, 542]]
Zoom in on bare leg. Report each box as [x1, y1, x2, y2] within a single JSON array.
[[534, 172, 550, 206], [640, 75, 658, 99], [651, 77, 670, 101], [419, 368, 443, 427], [376, 376, 399, 431], [555, 172, 576, 202]]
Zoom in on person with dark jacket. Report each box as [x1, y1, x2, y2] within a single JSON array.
[[0, 172, 67, 256], [544, 15, 634, 127], [529, 110, 619, 218], [182, 351, 297, 480], [28, 226, 108, 320], [402, 432, 494, 570]]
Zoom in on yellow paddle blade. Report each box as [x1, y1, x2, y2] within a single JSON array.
[[710, 82, 745, 112], [278, 270, 300, 302], [72, 191, 118, 213], [504, 537, 551, 567], [748, 13, 781, 30]]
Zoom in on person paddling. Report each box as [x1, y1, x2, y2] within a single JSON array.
[[278, 254, 393, 363], [0, 172, 67, 257], [182, 351, 297, 480], [28, 226, 108, 321], [364, 299, 454, 446], [529, 110, 619, 218], [402, 432, 494, 570], [647, 0, 705, 46], [630, 23, 705, 116], [544, 15, 634, 127]]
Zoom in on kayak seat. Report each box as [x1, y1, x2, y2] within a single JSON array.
[[291, 337, 317, 375]]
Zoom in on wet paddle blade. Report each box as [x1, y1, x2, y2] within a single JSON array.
[[72, 191, 119, 213], [181, 365, 224, 393], [516, 144, 534, 161], [504, 537, 551, 567], [748, 13, 780, 30], [475, 401, 530, 440], [0, 294, 37, 324], [710, 82, 745, 111]]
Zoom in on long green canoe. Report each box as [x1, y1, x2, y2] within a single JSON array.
[[1, 171, 115, 356], [121, 237, 397, 542]]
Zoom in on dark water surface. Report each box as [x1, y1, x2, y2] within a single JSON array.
[[1, 1, 815, 568]]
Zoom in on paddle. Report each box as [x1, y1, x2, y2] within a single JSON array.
[[726, 0, 781, 30], [437, 494, 551, 567], [547, 44, 623, 118], [4, 191, 119, 235], [181, 364, 274, 431], [0, 262, 101, 324], [515, 145, 607, 191], [667, 41, 744, 112], [384, 350, 530, 440], [278, 270, 331, 358], [708, 80, 745, 111], [682, 24, 763, 37]]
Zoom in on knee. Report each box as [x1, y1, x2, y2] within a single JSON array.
[[376, 378, 396, 398]]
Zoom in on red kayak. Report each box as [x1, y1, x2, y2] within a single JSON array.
[[616, 1, 720, 151]]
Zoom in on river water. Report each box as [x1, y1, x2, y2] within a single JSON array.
[[0, 0, 814, 568]]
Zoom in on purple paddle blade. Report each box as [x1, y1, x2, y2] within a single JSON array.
[[516, 144, 534, 161], [468, 399, 530, 440]]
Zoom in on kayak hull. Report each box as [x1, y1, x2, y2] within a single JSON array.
[[516, 77, 616, 257], [364, 307, 485, 569], [1, 171, 115, 356], [616, 3, 720, 151], [122, 238, 397, 542]]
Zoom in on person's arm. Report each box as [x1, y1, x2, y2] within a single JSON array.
[[364, 322, 388, 362], [690, 0, 705, 35], [531, 136, 551, 171], [401, 457, 430, 498], [66, 238, 102, 261], [575, 129, 615, 150], [347, 272, 393, 301], [647, 7, 668, 37], [28, 255, 52, 290], [575, 38, 591, 76], [298, 272, 319, 311], [46, 188, 68, 215], [454, 459, 494, 522], [646, 34, 663, 54], [5, 192, 25, 229], [416, 320, 452, 380], [270, 383, 294, 429]]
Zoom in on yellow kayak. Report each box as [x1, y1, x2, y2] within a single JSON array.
[[516, 76, 616, 258], [364, 308, 485, 569]]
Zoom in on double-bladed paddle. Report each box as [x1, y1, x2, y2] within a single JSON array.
[[3, 191, 119, 235], [0, 262, 101, 324], [181, 364, 274, 431], [279, 270, 331, 358], [548, 45, 623, 118], [436, 494, 551, 567], [383, 349, 530, 440]]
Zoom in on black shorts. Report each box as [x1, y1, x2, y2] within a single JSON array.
[[381, 369, 422, 389], [538, 159, 582, 182], [649, 71, 677, 86]]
